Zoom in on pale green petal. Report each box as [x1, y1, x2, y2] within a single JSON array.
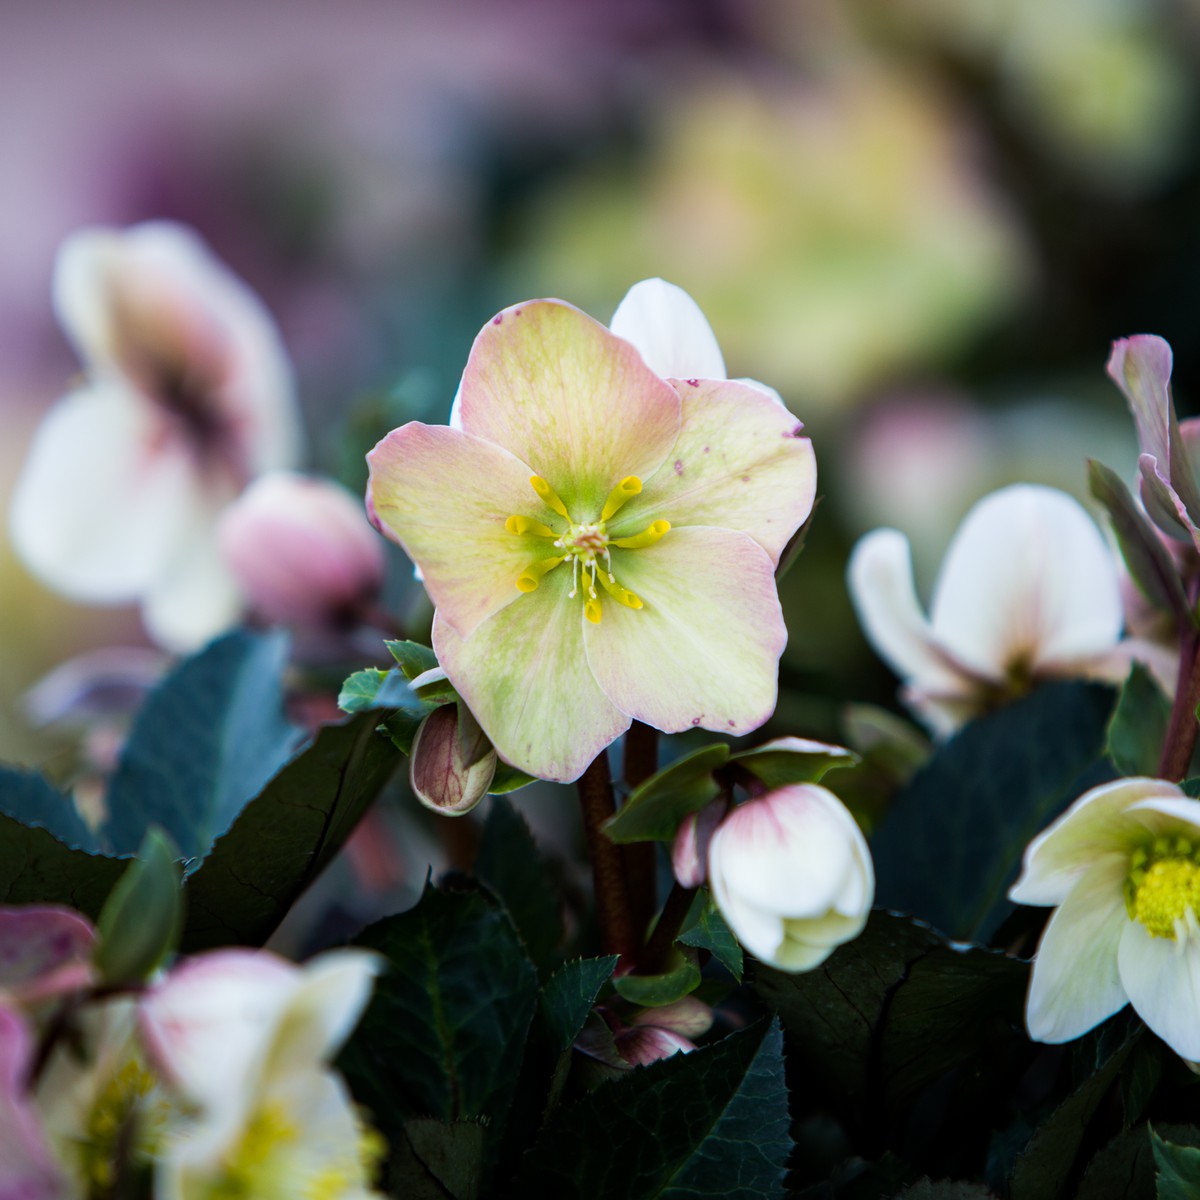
[[432, 576, 630, 784], [611, 379, 815, 563], [584, 527, 784, 736], [367, 423, 550, 639], [1010, 778, 1179, 907], [456, 300, 680, 516], [1025, 860, 1129, 1044], [1118, 920, 1200, 1060]]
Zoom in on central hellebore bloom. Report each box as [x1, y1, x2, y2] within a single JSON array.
[[368, 300, 816, 782]]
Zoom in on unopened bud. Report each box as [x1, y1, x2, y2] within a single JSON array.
[[410, 703, 496, 817], [219, 472, 384, 628], [671, 800, 725, 888]]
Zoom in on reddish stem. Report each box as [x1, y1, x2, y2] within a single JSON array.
[[1159, 623, 1200, 782], [640, 882, 698, 975], [622, 722, 659, 944], [577, 752, 638, 965]]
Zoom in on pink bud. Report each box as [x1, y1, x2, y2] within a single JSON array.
[[218, 472, 384, 628], [409, 704, 496, 816], [671, 801, 725, 888], [0, 906, 96, 1008]]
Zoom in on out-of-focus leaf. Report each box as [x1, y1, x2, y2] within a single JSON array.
[[604, 745, 729, 844], [386, 640, 440, 679], [102, 630, 299, 860], [338, 666, 431, 716], [678, 891, 743, 981], [340, 885, 539, 1168], [1107, 664, 1172, 778], [516, 1019, 791, 1199], [872, 682, 1116, 942], [392, 1118, 486, 1200], [489, 762, 537, 794], [182, 712, 400, 950], [729, 738, 858, 790], [895, 1182, 999, 1199], [613, 954, 702, 1008], [1074, 1125, 1155, 1200], [1152, 1127, 1200, 1200], [0, 766, 99, 852], [475, 797, 563, 970]]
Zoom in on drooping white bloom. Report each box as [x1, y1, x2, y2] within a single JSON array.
[[1010, 777, 1200, 1061], [847, 483, 1164, 734], [10, 221, 301, 651], [707, 783, 874, 972], [139, 947, 384, 1199]]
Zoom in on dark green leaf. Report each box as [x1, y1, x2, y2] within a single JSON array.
[[604, 745, 729, 844], [339, 666, 431, 715], [475, 797, 564, 970], [386, 640, 440, 679], [183, 712, 400, 950], [1152, 1127, 1200, 1200], [1107, 664, 1172, 778], [539, 957, 619, 1055], [383, 711, 425, 756], [340, 885, 539, 1166], [895, 1183, 999, 1200], [729, 739, 858, 790], [489, 762, 537, 794], [0, 765, 100, 851], [872, 681, 1116, 941], [517, 1019, 790, 1199], [94, 828, 183, 984], [1074, 1125, 1155, 1200], [678, 892, 743, 981], [613, 955, 702, 1007], [398, 1118, 485, 1200], [1120, 1039, 1163, 1129], [103, 630, 299, 860]]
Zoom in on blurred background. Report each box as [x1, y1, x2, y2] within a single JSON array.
[[3, 0, 1199, 916]]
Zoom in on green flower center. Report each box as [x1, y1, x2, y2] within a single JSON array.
[[1123, 836, 1200, 939], [506, 474, 669, 623]]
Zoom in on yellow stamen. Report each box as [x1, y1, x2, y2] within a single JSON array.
[[598, 571, 643, 609], [612, 519, 670, 549], [530, 476, 570, 519], [601, 475, 642, 521], [585, 597, 603, 624], [516, 556, 566, 593], [506, 514, 558, 537], [1131, 857, 1200, 939]]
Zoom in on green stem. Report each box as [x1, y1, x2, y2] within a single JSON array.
[[577, 752, 638, 965]]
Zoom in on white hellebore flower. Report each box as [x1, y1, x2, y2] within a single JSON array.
[[10, 221, 301, 651], [708, 783, 874, 972], [847, 483, 1152, 735], [139, 948, 384, 1200], [1010, 777, 1200, 1061]]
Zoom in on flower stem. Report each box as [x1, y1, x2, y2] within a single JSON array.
[[622, 722, 659, 945], [640, 882, 698, 975], [1159, 622, 1200, 781], [577, 752, 638, 965]]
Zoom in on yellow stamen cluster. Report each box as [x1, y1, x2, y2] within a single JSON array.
[[78, 1057, 166, 1191], [507, 474, 669, 623], [1124, 836, 1200, 939]]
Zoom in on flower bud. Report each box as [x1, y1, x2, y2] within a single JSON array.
[[218, 471, 384, 628], [670, 800, 725, 888], [409, 703, 497, 817], [707, 784, 873, 973]]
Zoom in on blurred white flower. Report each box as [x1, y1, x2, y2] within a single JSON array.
[[1010, 777, 1200, 1060], [848, 483, 1163, 734], [218, 472, 384, 630], [0, 1006, 67, 1200], [707, 783, 873, 972], [139, 947, 383, 1199], [9, 221, 301, 651]]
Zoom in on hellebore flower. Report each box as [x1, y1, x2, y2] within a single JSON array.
[[848, 483, 1145, 735], [139, 947, 384, 1199], [0, 1006, 67, 1200], [1010, 777, 1200, 1061], [10, 221, 301, 651], [368, 299, 815, 782], [218, 471, 384, 629], [707, 783, 874, 972]]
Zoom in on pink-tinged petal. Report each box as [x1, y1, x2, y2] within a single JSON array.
[[457, 300, 681, 516], [1024, 860, 1129, 1044], [615, 1025, 696, 1067], [1118, 921, 1200, 1060], [409, 705, 497, 817], [9, 384, 195, 602], [846, 529, 971, 692], [608, 277, 726, 381], [929, 485, 1123, 681], [1009, 777, 1175, 906], [1138, 453, 1198, 544], [630, 997, 713, 1039], [584, 528, 784, 737], [368, 423, 547, 639], [0, 906, 95, 1005], [433, 582, 630, 784], [613, 379, 815, 564], [1107, 336, 1174, 466], [0, 1008, 66, 1200], [1078, 639, 1179, 696]]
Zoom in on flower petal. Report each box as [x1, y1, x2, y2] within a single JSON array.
[[929, 485, 1123, 680], [456, 300, 681, 516], [9, 384, 194, 602], [1009, 777, 1176, 906], [1118, 920, 1200, 1060], [612, 378, 816, 564], [608, 277, 726, 381], [1024, 860, 1130, 1044], [367, 423, 550, 639], [846, 529, 970, 691], [584, 527, 784, 736], [433, 579, 630, 784], [0, 1007, 65, 1200]]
